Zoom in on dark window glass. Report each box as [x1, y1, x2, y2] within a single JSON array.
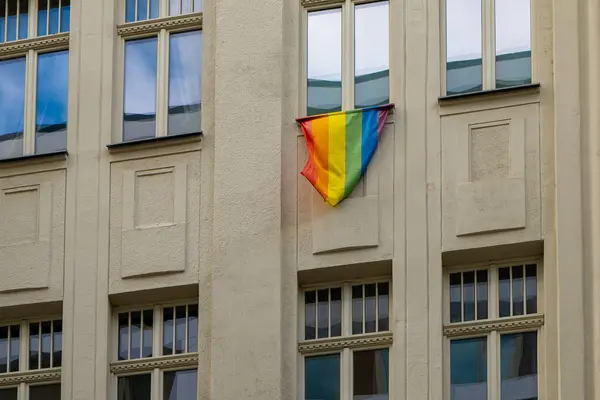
[[52, 320, 62, 367], [499, 267, 511, 317], [463, 271, 475, 321], [193, 0, 201, 12], [118, 312, 129, 361], [8, 326, 17, 372], [317, 289, 329, 339], [150, 0, 159, 19], [175, 305, 186, 354], [307, 9, 342, 116], [305, 354, 340, 400], [495, 0, 531, 88], [378, 282, 389, 331], [60, 0, 69, 32], [0, 326, 7, 373], [188, 304, 198, 352], [123, 37, 157, 142], [353, 349, 389, 399], [330, 288, 342, 337], [7, 0, 16, 41], [0, 57, 25, 159], [163, 307, 174, 355], [48, 0, 58, 34], [41, 321, 51, 368], [450, 337, 487, 400], [352, 285, 363, 335], [29, 323, 39, 370], [0, 388, 16, 400], [446, 0, 482, 95], [130, 311, 141, 359], [125, 0, 135, 22], [364, 284, 377, 333], [169, 0, 178, 16], [512, 266, 524, 316], [17, 0, 27, 39], [137, 0, 148, 21], [142, 309, 153, 358], [305, 290, 316, 340], [525, 264, 537, 314], [476, 270, 488, 320], [163, 369, 198, 400], [449, 273, 462, 323], [30, 384, 61, 400], [118, 374, 151, 400], [168, 30, 202, 135], [354, 1, 389, 108], [501, 332, 538, 400], [38, 0, 47, 35]]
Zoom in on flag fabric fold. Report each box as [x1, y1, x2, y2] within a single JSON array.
[[297, 104, 394, 206]]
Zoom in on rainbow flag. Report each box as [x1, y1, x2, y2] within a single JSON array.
[[297, 104, 393, 206]]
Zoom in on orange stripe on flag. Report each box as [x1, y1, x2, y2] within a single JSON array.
[[312, 117, 329, 200]]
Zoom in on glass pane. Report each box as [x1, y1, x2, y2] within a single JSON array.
[[18, 0, 27, 39], [36, 50, 68, 154], [49, 0, 58, 34], [60, 0, 70, 32], [317, 289, 329, 339], [163, 306, 174, 355], [168, 30, 202, 135], [501, 332, 538, 400], [0, 57, 25, 159], [0, 326, 7, 373], [130, 310, 141, 359], [7, 0, 16, 41], [449, 273, 462, 323], [142, 309, 153, 358], [305, 354, 340, 400], [330, 288, 342, 337], [118, 312, 129, 360], [137, 0, 148, 21], [378, 282, 389, 331], [38, 0, 47, 35], [8, 326, 17, 372], [163, 369, 198, 400], [365, 283, 377, 333], [118, 374, 151, 400], [0, 1, 5, 42], [0, 389, 16, 400], [512, 266, 524, 316], [307, 9, 342, 115], [463, 271, 475, 321], [188, 304, 198, 352], [181, 0, 191, 13], [499, 267, 511, 317], [352, 285, 363, 335], [125, 0, 135, 22], [305, 290, 316, 340], [29, 323, 39, 370], [52, 320, 62, 367], [41, 321, 51, 368], [450, 337, 487, 400], [525, 264, 537, 314], [150, 0, 158, 19], [175, 305, 186, 354], [446, 0, 482, 95], [124, 37, 157, 141], [353, 349, 389, 399], [193, 0, 201, 12], [354, 1, 389, 108], [169, 0, 178, 15], [30, 384, 61, 400], [476, 270, 488, 320], [496, 0, 531, 88]]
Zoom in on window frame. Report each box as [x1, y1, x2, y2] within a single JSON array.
[[300, 0, 391, 117], [298, 277, 393, 400], [110, 300, 200, 400], [113, 0, 203, 145], [442, 258, 545, 400], [440, 0, 537, 96]]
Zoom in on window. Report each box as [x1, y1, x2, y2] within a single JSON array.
[[0, 0, 70, 160], [300, 281, 392, 399], [117, 0, 202, 143], [304, 0, 389, 116], [444, 261, 543, 400], [444, 0, 532, 95], [0, 319, 62, 400], [112, 303, 199, 400]]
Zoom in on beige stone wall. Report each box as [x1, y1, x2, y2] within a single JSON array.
[[0, 0, 595, 398]]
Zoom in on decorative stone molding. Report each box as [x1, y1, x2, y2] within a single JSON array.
[[301, 0, 344, 7], [443, 314, 544, 338], [117, 14, 202, 37], [298, 332, 393, 354], [0, 34, 69, 57], [0, 368, 61, 387], [110, 353, 199, 374]]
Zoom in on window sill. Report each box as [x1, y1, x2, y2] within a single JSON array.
[[0, 150, 68, 167], [107, 132, 202, 152], [438, 83, 541, 105]]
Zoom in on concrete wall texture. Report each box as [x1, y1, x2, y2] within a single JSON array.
[[0, 0, 597, 398]]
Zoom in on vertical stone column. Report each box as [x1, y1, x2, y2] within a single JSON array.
[[210, 0, 284, 398]]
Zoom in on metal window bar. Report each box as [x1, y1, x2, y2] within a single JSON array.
[[375, 283, 379, 332], [37, 322, 41, 369], [49, 321, 54, 368], [178, 0, 181, 15], [146, 0, 149, 19], [460, 273, 464, 322], [327, 289, 331, 338], [57, 0, 60, 32], [509, 266, 513, 316], [7, 325, 12, 372], [15, 0, 18, 40], [127, 312, 131, 360], [184, 305, 189, 353], [474, 272, 479, 321], [361, 284, 366, 334], [134, 0, 138, 22], [4, 1, 8, 42], [171, 307, 176, 355], [139, 310, 144, 360], [45, 0, 49, 35]]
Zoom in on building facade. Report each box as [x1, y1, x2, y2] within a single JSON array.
[[0, 0, 595, 398]]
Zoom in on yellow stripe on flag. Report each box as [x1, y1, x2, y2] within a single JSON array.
[[327, 113, 347, 205]]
